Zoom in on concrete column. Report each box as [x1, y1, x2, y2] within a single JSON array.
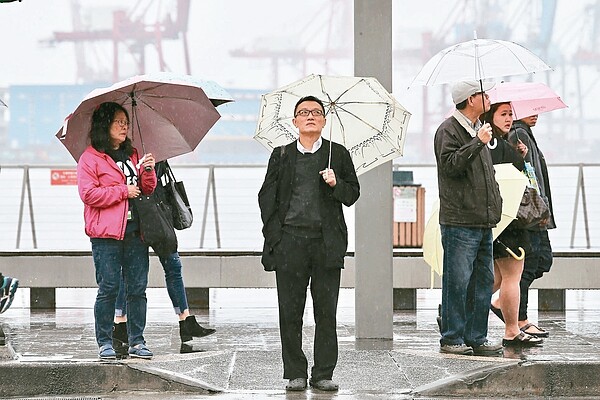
[[354, 0, 394, 340], [30, 288, 56, 309], [538, 289, 566, 312], [185, 288, 210, 309]]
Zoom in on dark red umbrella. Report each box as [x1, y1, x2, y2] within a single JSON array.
[[55, 73, 233, 162]]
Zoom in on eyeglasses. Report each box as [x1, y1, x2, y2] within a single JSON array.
[[295, 109, 325, 117], [112, 119, 130, 128]]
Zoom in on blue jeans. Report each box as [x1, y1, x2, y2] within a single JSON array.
[[91, 234, 149, 348], [519, 230, 553, 321], [440, 225, 494, 347], [116, 252, 189, 316]]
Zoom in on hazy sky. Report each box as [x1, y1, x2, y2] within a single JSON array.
[[0, 1, 495, 88], [0, 1, 592, 89], [1, 0, 597, 163]]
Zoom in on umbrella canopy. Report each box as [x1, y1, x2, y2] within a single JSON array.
[[410, 37, 552, 87], [422, 200, 443, 281], [491, 163, 530, 239], [486, 81, 568, 120], [423, 163, 528, 277], [254, 74, 411, 175], [56, 72, 233, 162]]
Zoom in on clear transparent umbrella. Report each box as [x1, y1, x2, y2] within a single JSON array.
[[410, 35, 552, 87]]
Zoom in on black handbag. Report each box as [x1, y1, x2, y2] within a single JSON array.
[[135, 191, 178, 257], [514, 186, 550, 229], [163, 161, 193, 230]]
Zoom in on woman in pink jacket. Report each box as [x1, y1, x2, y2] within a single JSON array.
[[77, 102, 156, 360]]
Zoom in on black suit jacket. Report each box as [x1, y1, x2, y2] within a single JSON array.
[[258, 139, 360, 271]]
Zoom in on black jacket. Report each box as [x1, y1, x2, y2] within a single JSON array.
[[434, 116, 502, 227], [258, 139, 360, 271], [510, 121, 556, 230]]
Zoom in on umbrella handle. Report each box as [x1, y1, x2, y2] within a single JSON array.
[[506, 246, 525, 261]]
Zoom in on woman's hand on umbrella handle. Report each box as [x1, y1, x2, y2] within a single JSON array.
[[516, 139, 528, 157], [127, 185, 141, 198], [142, 153, 155, 171], [320, 168, 337, 187]]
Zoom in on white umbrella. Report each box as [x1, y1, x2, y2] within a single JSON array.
[[254, 74, 411, 176], [411, 35, 552, 87]]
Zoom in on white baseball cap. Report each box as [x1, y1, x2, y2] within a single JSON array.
[[451, 80, 495, 105]]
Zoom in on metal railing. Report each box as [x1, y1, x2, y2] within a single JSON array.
[[1, 163, 598, 251]]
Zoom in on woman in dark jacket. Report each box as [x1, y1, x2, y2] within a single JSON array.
[[482, 102, 542, 348]]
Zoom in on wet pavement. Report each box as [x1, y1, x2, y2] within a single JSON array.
[[2, 288, 600, 399]]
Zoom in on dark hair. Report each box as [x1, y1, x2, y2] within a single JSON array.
[[90, 102, 133, 156], [481, 102, 511, 136], [294, 95, 325, 116], [455, 99, 468, 110]]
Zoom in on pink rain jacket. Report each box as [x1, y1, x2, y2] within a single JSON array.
[[77, 146, 157, 240]]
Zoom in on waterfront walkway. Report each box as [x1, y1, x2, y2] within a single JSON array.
[[2, 288, 600, 399]]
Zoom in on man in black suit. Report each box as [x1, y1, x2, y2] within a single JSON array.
[[258, 95, 360, 392]]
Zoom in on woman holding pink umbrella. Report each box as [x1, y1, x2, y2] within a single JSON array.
[[482, 102, 543, 348]]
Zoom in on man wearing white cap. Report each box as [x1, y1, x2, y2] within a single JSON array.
[[434, 80, 503, 356]]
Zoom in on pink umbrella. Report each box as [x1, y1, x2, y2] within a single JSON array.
[[55, 73, 233, 162], [486, 81, 568, 120]]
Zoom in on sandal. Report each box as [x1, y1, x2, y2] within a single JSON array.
[[502, 332, 544, 347], [490, 304, 504, 322], [520, 322, 549, 338]]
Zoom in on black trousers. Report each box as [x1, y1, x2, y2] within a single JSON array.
[[519, 230, 553, 321], [274, 231, 341, 381]]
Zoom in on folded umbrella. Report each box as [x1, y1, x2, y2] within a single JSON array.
[[423, 163, 529, 279]]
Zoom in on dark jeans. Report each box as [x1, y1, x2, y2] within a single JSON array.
[[519, 230, 553, 321], [274, 231, 341, 381], [116, 252, 189, 316], [440, 225, 494, 347], [91, 234, 149, 348]]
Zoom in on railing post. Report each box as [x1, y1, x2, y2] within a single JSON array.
[[570, 164, 590, 249], [16, 166, 37, 249], [200, 166, 221, 249]]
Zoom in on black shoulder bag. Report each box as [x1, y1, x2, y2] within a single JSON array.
[[135, 188, 178, 257], [163, 161, 193, 230]]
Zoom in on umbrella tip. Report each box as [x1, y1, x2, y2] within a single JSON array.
[[473, 30, 478, 40]]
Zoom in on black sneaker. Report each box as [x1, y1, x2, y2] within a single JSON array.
[[471, 340, 503, 356]]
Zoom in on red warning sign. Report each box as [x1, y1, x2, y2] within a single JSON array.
[[51, 169, 77, 186]]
